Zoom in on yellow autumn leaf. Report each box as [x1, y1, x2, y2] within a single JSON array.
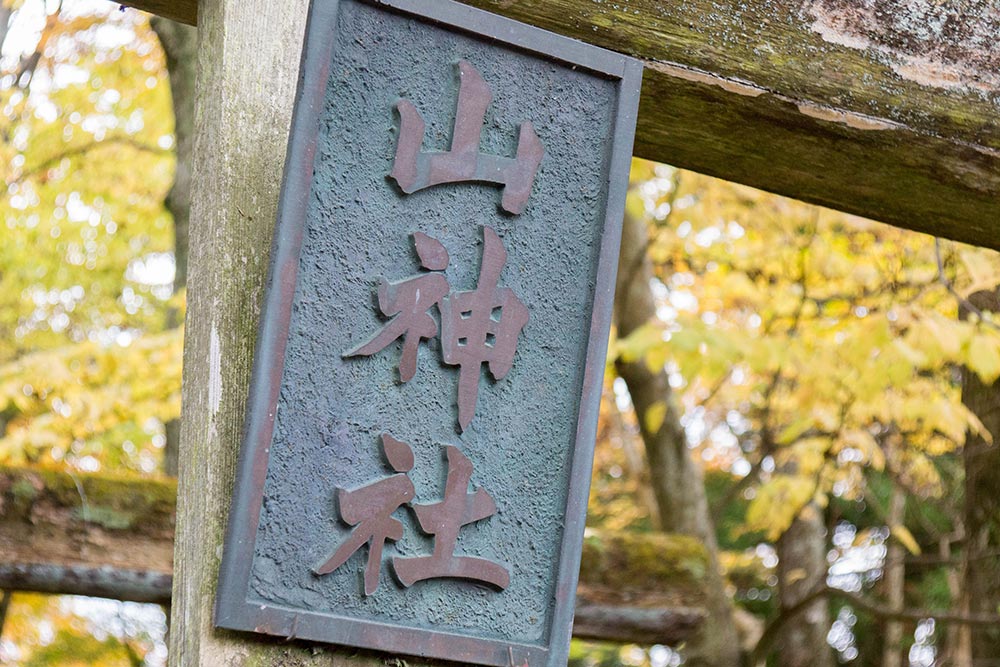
[[890, 525, 922, 556], [745, 475, 815, 539], [644, 401, 668, 434], [959, 246, 1000, 294], [841, 429, 884, 471], [785, 568, 808, 585], [615, 322, 665, 363], [967, 333, 1000, 384]]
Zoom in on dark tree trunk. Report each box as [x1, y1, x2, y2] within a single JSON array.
[[150, 16, 196, 296], [150, 17, 196, 478], [0, 6, 13, 50], [613, 203, 741, 667], [960, 290, 1000, 666], [937, 525, 972, 667], [881, 487, 906, 667], [776, 502, 834, 667]]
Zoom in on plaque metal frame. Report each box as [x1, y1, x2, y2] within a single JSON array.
[[214, 0, 642, 664]]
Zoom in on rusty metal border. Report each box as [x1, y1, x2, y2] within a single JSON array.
[[214, 0, 642, 664]]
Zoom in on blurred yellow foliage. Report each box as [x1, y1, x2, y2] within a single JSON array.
[[1, 1, 178, 474], [612, 159, 1000, 541]]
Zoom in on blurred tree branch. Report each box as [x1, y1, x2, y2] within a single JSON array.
[[7, 137, 168, 186], [751, 583, 1000, 667], [613, 180, 742, 666]]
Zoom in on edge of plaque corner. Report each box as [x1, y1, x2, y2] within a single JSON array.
[[369, 0, 639, 80], [216, 597, 551, 667]]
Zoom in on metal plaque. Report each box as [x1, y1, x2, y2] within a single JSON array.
[[215, 1, 641, 664]]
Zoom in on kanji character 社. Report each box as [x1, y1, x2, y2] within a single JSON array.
[[439, 226, 529, 431], [314, 433, 416, 595], [342, 232, 450, 382], [393, 445, 509, 590]]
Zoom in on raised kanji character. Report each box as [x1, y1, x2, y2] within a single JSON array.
[[439, 226, 529, 431], [393, 445, 509, 590], [391, 60, 544, 215], [342, 232, 450, 382], [314, 433, 416, 595]]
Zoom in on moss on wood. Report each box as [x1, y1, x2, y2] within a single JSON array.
[[0, 465, 176, 574], [459, 0, 1000, 248], [0, 464, 176, 531], [580, 529, 708, 605]]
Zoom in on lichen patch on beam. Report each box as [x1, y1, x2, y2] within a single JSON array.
[[112, 0, 1000, 247], [452, 0, 1000, 248], [0, 465, 176, 574], [891, 55, 999, 94], [805, 0, 1000, 96]]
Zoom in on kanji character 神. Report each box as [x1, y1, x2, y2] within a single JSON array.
[[343, 227, 528, 431], [313, 433, 415, 595], [342, 232, 450, 383], [439, 226, 528, 430]]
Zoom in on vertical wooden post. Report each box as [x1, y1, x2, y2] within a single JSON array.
[[168, 0, 301, 660], [168, 2, 423, 664]]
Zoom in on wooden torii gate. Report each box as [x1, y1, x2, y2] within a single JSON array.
[[117, 0, 999, 665]]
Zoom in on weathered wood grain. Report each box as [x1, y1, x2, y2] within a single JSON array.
[[461, 0, 1000, 249], [572, 605, 706, 646], [123, 0, 1000, 249], [0, 564, 173, 604], [169, 0, 313, 663]]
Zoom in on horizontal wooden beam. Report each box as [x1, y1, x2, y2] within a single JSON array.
[[126, 0, 1000, 249], [459, 0, 1000, 251], [0, 564, 172, 604], [0, 464, 176, 577], [121, 0, 197, 26], [572, 604, 706, 646], [0, 465, 711, 644], [0, 562, 706, 643]]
